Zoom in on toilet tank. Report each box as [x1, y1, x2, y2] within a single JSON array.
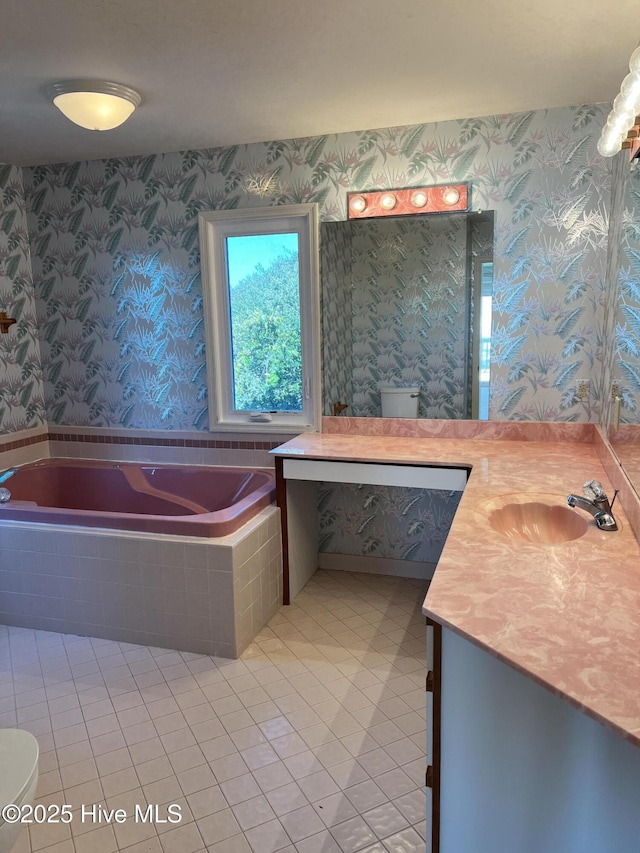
[[380, 385, 420, 418]]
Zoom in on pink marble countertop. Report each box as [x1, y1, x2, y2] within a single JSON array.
[[272, 431, 640, 747]]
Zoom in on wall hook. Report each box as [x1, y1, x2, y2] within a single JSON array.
[[0, 312, 16, 334]]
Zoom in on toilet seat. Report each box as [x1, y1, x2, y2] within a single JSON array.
[[0, 729, 39, 810]]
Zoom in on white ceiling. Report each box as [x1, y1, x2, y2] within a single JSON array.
[[1, 0, 638, 166]]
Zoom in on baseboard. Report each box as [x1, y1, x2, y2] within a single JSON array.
[[317, 551, 436, 580]]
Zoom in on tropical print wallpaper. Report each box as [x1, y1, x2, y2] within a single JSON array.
[[613, 162, 640, 422], [319, 482, 462, 564], [320, 221, 353, 416], [19, 103, 611, 429], [0, 164, 45, 433]]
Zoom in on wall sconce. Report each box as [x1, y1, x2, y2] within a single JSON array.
[[347, 184, 469, 219], [46, 80, 141, 131], [0, 312, 17, 334], [597, 45, 640, 158]]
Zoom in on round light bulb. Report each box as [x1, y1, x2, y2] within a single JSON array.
[[611, 104, 637, 128], [606, 112, 633, 137], [350, 195, 367, 213], [630, 45, 640, 74], [442, 187, 460, 206], [380, 193, 397, 210], [602, 122, 627, 144], [597, 134, 623, 157], [411, 190, 428, 208], [617, 74, 640, 113]]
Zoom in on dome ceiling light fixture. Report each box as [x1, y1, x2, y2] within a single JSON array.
[[46, 80, 141, 131]]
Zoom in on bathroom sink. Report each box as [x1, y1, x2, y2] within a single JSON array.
[[477, 493, 590, 544]]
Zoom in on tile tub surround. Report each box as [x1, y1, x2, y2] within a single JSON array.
[[0, 424, 50, 465], [0, 570, 426, 853], [0, 424, 288, 469], [272, 430, 640, 747], [0, 506, 281, 659]]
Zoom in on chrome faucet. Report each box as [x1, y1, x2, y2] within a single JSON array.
[[567, 479, 618, 531], [0, 467, 18, 484]]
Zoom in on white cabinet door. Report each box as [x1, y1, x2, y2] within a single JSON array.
[[438, 627, 640, 853]]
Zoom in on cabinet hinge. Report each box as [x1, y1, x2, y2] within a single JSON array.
[[426, 671, 434, 692], [426, 765, 433, 788]]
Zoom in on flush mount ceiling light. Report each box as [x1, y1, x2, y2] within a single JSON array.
[[46, 80, 141, 131]]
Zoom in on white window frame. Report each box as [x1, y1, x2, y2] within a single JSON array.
[[198, 204, 321, 433]]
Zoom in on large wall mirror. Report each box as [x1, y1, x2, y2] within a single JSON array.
[[607, 158, 640, 490], [320, 210, 494, 419]]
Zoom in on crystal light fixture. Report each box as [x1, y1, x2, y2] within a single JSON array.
[[47, 80, 141, 131]]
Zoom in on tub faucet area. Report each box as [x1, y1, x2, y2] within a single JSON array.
[[567, 479, 618, 531], [0, 466, 18, 484]]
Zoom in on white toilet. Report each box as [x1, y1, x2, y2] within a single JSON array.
[[380, 384, 421, 418], [0, 729, 39, 853]]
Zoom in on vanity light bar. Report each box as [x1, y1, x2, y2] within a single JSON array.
[[347, 184, 469, 219], [597, 44, 640, 158]]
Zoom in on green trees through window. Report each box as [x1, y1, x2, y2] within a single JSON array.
[[226, 234, 303, 412]]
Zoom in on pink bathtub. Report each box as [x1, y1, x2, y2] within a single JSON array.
[[0, 459, 275, 537]]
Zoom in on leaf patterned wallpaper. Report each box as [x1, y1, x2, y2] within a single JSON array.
[[319, 482, 462, 565], [320, 221, 353, 417], [0, 165, 46, 432], [614, 164, 640, 421], [14, 103, 612, 430]]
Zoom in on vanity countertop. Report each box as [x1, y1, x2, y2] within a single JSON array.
[[272, 431, 640, 747]]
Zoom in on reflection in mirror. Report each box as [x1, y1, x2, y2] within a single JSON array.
[[472, 257, 494, 419], [609, 159, 640, 492], [320, 211, 494, 419]]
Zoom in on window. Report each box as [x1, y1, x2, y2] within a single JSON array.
[[199, 204, 321, 432], [471, 258, 493, 420]]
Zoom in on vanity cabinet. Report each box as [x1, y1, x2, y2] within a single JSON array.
[[426, 623, 640, 853], [271, 429, 640, 853], [425, 618, 441, 853]]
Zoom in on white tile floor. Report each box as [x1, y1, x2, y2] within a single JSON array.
[[1, 570, 427, 853]]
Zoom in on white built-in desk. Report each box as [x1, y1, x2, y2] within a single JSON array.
[[275, 454, 468, 603]]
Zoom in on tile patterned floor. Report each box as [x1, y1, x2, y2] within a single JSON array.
[[1, 570, 427, 853]]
